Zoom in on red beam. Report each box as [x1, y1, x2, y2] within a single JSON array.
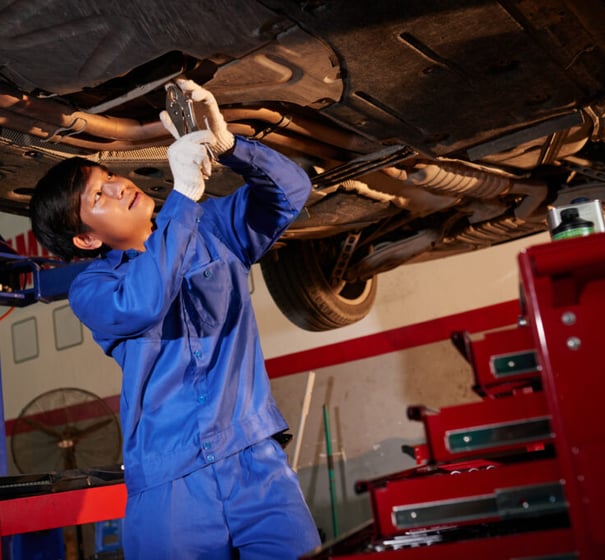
[[266, 300, 520, 378], [0, 484, 126, 537]]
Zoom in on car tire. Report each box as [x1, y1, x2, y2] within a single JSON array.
[[260, 239, 377, 331]]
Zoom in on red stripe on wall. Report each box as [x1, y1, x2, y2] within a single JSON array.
[[265, 299, 521, 378], [5, 394, 120, 438], [4, 299, 521, 435]]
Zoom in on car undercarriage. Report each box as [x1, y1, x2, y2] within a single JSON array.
[[1, 0, 605, 330]]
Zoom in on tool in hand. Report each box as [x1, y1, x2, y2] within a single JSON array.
[[163, 80, 215, 178], [165, 81, 200, 137]]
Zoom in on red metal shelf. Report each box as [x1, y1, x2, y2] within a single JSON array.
[[306, 233, 605, 558]]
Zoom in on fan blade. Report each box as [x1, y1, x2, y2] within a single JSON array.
[[21, 417, 62, 439], [76, 417, 114, 437]]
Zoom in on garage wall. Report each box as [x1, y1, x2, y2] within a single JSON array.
[[270, 336, 482, 539], [0, 211, 551, 537]]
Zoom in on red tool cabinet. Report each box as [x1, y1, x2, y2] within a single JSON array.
[[305, 233, 605, 559]]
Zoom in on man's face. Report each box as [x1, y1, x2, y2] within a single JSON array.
[[74, 166, 156, 252]]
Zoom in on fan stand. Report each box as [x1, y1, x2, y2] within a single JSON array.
[[10, 387, 122, 560]]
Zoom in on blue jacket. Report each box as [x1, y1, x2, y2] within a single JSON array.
[[69, 137, 311, 494]]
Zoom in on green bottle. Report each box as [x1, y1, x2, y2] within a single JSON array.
[[551, 207, 594, 240]]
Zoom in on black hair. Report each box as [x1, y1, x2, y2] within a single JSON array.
[[30, 157, 104, 262]]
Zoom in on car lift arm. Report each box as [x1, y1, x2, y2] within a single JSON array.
[[0, 252, 90, 308]]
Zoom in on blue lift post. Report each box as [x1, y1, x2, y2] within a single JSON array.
[[0, 357, 6, 476], [0, 356, 7, 560], [0, 250, 91, 560], [1, 249, 90, 468]]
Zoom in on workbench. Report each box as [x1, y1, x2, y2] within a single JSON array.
[[0, 481, 125, 559], [0, 483, 126, 538]]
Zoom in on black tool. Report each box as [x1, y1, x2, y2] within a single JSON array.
[[165, 82, 198, 137]]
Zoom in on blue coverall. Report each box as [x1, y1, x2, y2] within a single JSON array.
[[69, 136, 321, 559]]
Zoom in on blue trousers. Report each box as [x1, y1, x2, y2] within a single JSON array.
[[123, 437, 321, 559]]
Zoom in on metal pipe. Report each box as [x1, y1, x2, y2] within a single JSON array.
[[322, 404, 339, 538], [291, 371, 315, 473], [229, 123, 349, 161], [222, 107, 373, 153], [0, 86, 167, 142], [405, 163, 512, 199], [0, 108, 58, 138], [0, 88, 353, 159]]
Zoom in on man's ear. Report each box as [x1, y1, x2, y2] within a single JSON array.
[[72, 231, 103, 251]]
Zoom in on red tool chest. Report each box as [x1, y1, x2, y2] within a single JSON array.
[[304, 233, 605, 559]]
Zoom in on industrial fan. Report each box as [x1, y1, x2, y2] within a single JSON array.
[[9, 388, 123, 558], [11, 387, 122, 474]]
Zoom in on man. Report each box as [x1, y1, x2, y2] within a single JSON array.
[[30, 79, 321, 559]]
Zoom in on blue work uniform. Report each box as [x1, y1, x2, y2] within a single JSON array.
[[69, 137, 321, 559]]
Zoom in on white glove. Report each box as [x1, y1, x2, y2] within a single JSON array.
[[159, 115, 214, 201], [175, 78, 235, 156]]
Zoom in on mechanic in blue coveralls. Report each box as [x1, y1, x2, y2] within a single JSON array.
[[30, 79, 321, 560]]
